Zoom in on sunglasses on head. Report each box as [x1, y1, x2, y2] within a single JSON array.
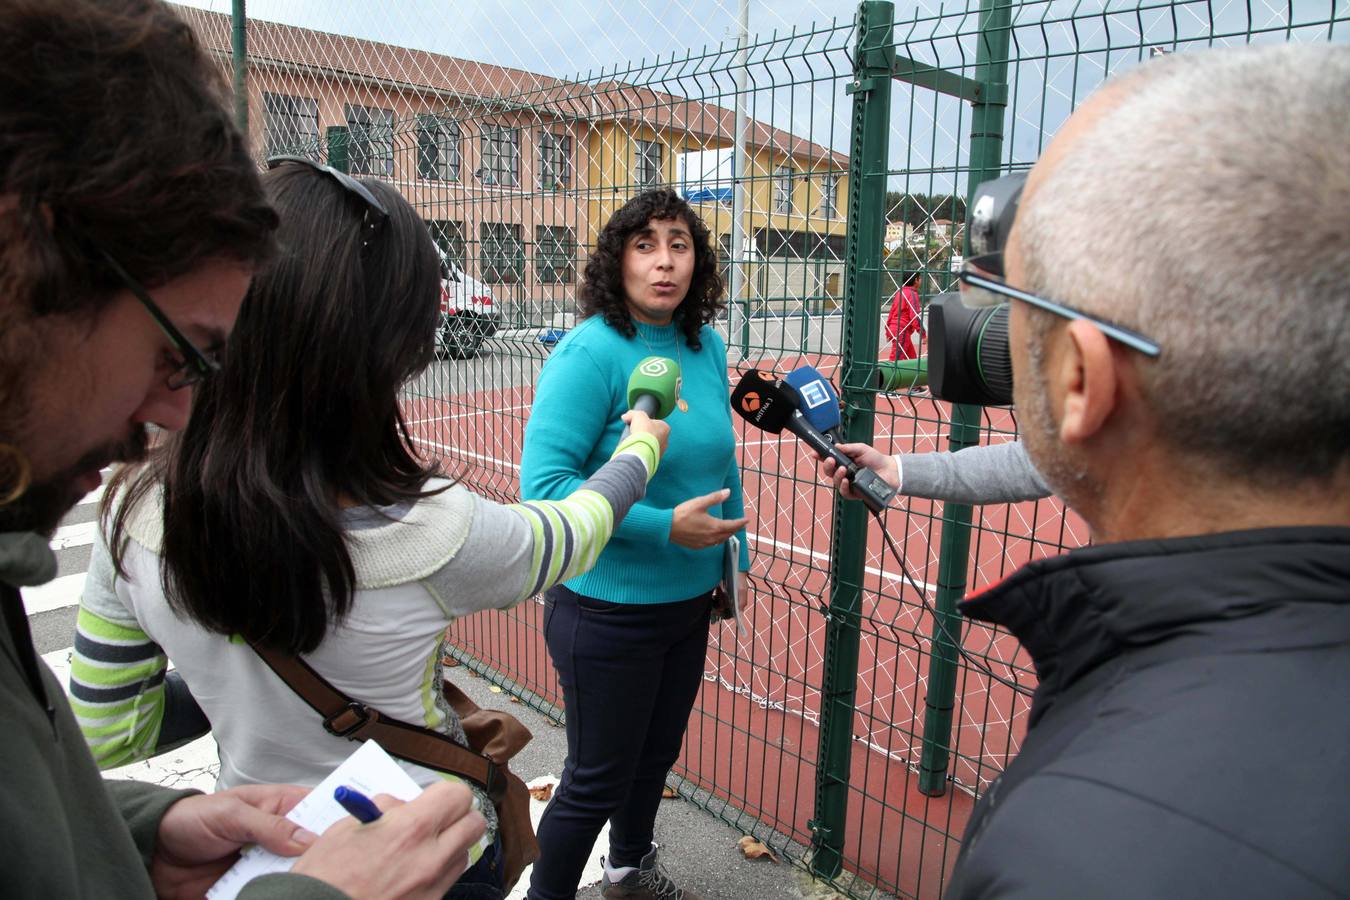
[[265, 155, 389, 249]]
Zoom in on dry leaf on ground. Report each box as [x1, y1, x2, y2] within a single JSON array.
[[737, 835, 779, 863], [488, 685, 503, 694], [509, 695, 521, 704], [442, 657, 460, 668], [529, 783, 554, 802], [661, 786, 678, 799]]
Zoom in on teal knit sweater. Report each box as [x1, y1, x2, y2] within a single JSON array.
[[521, 317, 750, 603]]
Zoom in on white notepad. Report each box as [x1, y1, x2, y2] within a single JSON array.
[[207, 741, 422, 899]]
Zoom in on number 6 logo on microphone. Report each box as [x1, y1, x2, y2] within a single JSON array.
[[639, 358, 671, 378]]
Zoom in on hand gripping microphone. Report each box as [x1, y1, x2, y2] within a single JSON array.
[[731, 370, 897, 512], [620, 356, 682, 439], [783, 366, 842, 439]]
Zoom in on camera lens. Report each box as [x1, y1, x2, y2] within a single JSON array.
[[929, 292, 1014, 406]]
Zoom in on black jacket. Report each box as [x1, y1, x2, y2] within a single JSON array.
[[945, 527, 1350, 899]]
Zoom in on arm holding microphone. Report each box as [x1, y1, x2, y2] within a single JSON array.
[[780, 365, 1050, 505], [822, 439, 1051, 506]]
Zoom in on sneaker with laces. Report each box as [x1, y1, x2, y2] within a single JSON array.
[[600, 843, 701, 900]]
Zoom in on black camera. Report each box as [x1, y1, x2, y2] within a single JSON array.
[[926, 172, 1026, 407]]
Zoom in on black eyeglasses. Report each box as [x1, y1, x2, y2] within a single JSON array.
[[97, 247, 222, 390], [959, 253, 1162, 358], [266, 155, 389, 248]]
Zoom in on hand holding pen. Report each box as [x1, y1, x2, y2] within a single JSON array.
[[291, 780, 485, 897]]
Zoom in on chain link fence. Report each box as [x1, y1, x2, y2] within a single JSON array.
[[183, 0, 1347, 895]]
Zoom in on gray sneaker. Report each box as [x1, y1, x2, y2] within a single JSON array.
[[600, 844, 701, 900]]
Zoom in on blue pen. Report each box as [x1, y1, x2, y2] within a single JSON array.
[[334, 785, 383, 824]]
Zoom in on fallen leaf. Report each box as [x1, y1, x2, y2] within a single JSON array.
[[442, 657, 461, 668], [528, 783, 554, 802], [661, 786, 679, 799], [489, 685, 503, 694], [509, 695, 521, 704], [737, 835, 779, 863]]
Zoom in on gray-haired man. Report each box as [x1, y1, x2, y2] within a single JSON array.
[[942, 43, 1350, 899]]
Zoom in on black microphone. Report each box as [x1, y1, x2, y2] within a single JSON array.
[[731, 370, 896, 512]]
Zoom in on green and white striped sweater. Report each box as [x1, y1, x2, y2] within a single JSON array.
[[69, 432, 659, 861]]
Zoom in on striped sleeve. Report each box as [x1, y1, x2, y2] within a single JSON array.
[[69, 534, 169, 769], [70, 605, 168, 769], [422, 433, 659, 617]]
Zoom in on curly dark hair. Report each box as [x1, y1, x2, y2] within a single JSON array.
[[578, 188, 724, 350]]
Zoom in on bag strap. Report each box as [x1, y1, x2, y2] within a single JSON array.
[[248, 640, 507, 802]]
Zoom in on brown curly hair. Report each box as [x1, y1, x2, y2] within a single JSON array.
[[578, 188, 724, 350], [0, 0, 277, 317]]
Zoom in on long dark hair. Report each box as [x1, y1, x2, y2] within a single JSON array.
[[578, 188, 724, 350], [105, 164, 444, 653]]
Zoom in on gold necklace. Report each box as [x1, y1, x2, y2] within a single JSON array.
[[636, 322, 689, 414]]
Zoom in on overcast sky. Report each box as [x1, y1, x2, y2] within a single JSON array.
[[176, 0, 859, 80], [180, 1, 1344, 198]]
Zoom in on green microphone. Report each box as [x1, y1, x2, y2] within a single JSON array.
[[621, 356, 681, 438]]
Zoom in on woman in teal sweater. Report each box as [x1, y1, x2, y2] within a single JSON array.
[[522, 189, 750, 900]]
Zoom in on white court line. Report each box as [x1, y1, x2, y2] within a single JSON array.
[[417, 439, 521, 473], [21, 573, 87, 616], [406, 402, 531, 429], [51, 520, 98, 551], [748, 532, 939, 595]]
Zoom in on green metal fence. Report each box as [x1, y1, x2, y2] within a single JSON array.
[[201, 1, 1346, 896]]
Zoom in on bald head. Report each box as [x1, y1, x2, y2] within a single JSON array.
[[1008, 43, 1350, 488]]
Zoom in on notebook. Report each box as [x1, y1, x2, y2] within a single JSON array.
[[207, 740, 422, 899]]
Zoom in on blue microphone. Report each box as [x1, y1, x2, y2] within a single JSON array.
[[783, 366, 841, 439]]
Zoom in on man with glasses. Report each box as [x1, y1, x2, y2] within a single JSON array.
[[1, 1, 483, 896], [835, 44, 1350, 897]]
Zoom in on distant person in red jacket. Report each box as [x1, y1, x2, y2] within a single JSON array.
[[886, 271, 924, 360]]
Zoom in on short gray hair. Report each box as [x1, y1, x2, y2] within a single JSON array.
[[1017, 43, 1350, 485]]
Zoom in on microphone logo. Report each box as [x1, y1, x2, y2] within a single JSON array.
[[796, 379, 831, 409], [738, 392, 763, 413], [639, 358, 672, 378]]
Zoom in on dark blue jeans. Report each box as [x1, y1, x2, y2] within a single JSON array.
[[446, 834, 504, 900], [526, 585, 712, 900]]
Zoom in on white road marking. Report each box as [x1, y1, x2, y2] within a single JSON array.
[[21, 573, 88, 616]]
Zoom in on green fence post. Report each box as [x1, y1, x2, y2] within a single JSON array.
[[230, 0, 248, 134], [916, 0, 1012, 798], [326, 126, 351, 174], [809, 0, 894, 880]]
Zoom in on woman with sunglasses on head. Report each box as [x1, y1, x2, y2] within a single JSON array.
[[520, 189, 750, 900], [68, 159, 668, 899]]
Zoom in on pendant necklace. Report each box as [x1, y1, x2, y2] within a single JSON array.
[[638, 324, 689, 414]]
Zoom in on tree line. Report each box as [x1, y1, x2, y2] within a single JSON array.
[[884, 191, 968, 226]]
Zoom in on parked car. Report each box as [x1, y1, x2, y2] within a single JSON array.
[[436, 253, 500, 360]]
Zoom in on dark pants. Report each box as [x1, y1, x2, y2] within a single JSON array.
[[447, 835, 504, 900], [526, 585, 712, 900]]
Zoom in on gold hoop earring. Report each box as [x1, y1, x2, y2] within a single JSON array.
[[0, 444, 32, 506]]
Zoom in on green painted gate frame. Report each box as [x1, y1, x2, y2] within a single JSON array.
[[809, 0, 1012, 880]]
